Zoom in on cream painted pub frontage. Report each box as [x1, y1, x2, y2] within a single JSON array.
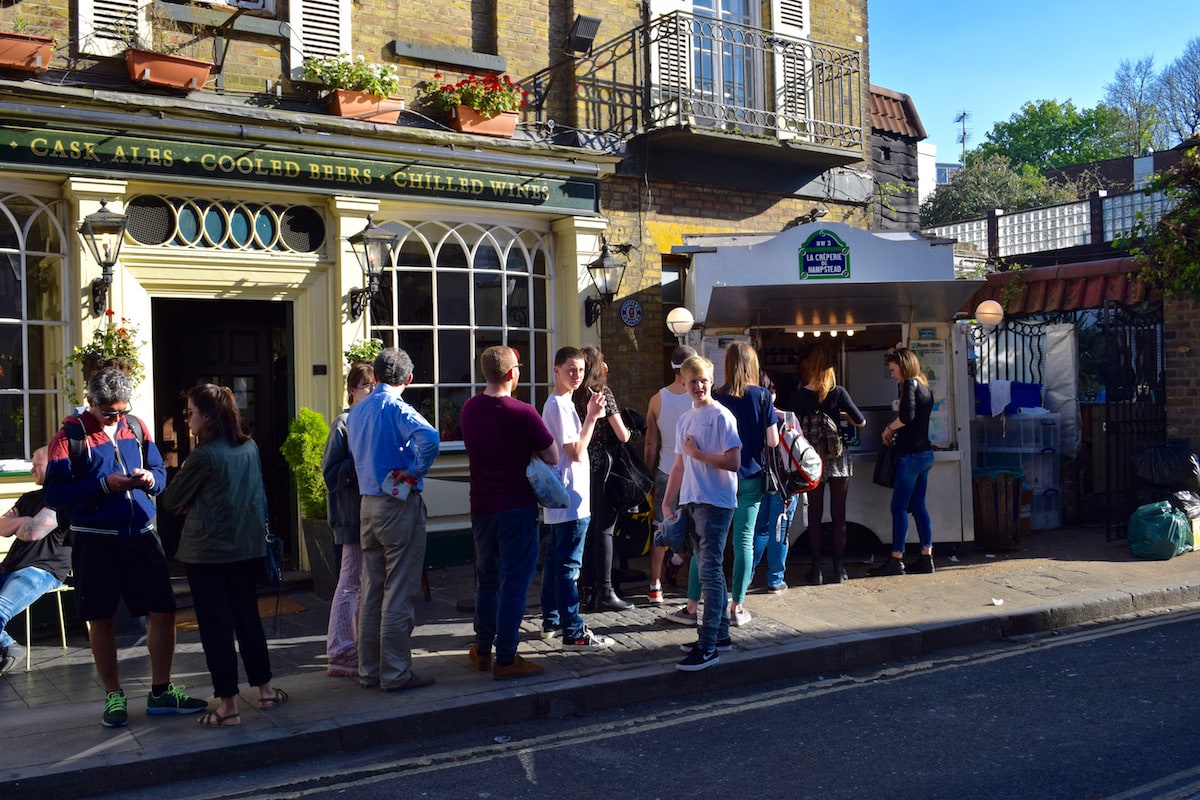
[[0, 85, 617, 564]]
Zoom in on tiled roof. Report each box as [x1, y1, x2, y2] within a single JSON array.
[[870, 85, 927, 140], [963, 257, 1158, 315]]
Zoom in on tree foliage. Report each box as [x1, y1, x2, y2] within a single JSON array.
[[973, 99, 1126, 171], [1127, 146, 1200, 298], [1105, 56, 1166, 155], [1157, 38, 1200, 145], [919, 154, 1079, 227]]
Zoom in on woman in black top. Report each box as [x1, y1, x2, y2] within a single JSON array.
[[871, 348, 935, 577], [795, 343, 864, 584]]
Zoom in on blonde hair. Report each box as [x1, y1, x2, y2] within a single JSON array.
[[719, 341, 760, 398], [886, 347, 928, 386], [679, 354, 714, 380], [803, 343, 836, 403]]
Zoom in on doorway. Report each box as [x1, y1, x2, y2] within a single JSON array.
[[151, 298, 294, 566]]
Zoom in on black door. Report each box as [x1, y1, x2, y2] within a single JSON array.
[[151, 298, 293, 565]]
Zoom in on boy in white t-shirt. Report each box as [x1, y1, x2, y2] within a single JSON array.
[[540, 347, 614, 650], [662, 355, 742, 672]]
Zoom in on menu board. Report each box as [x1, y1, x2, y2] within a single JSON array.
[[909, 339, 950, 447]]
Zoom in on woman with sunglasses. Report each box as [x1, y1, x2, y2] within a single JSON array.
[[162, 384, 286, 727], [320, 361, 376, 677]]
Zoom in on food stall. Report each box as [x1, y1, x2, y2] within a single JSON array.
[[673, 221, 984, 546]]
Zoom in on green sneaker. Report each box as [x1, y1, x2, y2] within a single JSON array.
[[102, 690, 128, 728], [147, 683, 207, 715]]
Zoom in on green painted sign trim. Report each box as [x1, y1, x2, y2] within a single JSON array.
[[798, 228, 851, 280], [0, 125, 600, 214]]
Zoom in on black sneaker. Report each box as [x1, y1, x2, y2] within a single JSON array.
[[147, 683, 207, 715], [102, 690, 128, 728], [869, 556, 905, 577], [805, 565, 823, 586], [0, 643, 20, 676], [679, 636, 733, 653], [676, 647, 720, 672], [906, 554, 935, 574], [832, 561, 848, 583]]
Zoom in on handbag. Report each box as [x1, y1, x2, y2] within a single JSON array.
[[603, 440, 654, 511], [260, 525, 285, 587], [527, 456, 570, 508], [873, 443, 898, 488]]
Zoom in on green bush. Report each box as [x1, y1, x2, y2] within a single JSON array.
[[280, 408, 329, 519]]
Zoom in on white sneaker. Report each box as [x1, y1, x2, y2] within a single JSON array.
[[561, 626, 614, 650]]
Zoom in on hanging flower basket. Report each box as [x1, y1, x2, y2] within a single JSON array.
[[328, 88, 404, 124], [125, 47, 213, 91], [0, 32, 54, 73], [63, 313, 146, 404], [447, 105, 518, 138]]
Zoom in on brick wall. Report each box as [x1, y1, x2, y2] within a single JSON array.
[[1165, 294, 1200, 448]]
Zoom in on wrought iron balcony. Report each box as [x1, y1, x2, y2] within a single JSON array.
[[522, 11, 863, 161]]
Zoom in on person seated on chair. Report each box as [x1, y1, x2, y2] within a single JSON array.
[[0, 446, 72, 675]]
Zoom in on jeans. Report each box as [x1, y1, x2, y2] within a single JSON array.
[[326, 541, 362, 668], [360, 493, 428, 689], [540, 517, 590, 637], [473, 504, 539, 663], [729, 475, 764, 604], [185, 559, 272, 698], [0, 567, 61, 649], [685, 503, 734, 651], [891, 450, 935, 552], [752, 492, 793, 589]]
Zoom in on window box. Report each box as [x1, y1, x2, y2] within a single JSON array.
[[125, 47, 213, 91], [327, 89, 404, 124], [0, 32, 54, 73], [447, 105, 517, 138]]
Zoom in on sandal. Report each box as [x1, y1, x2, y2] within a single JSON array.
[[327, 667, 357, 678], [197, 709, 241, 727], [257, 687, 289, 710]]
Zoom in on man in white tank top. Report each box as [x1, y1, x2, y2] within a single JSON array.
[[643, 344, 696, 604]]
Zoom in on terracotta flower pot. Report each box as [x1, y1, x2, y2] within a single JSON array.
[[447, 105, 518, 138], [0, 32, 54, 73], [125, 48, 213, 91], [328, 89, 404, 124]]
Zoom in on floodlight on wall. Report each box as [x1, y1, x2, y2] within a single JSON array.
[[565, 15, 602, 56], [77, 199, 128, 317], [347, 215, 398, 321], [584, 236, 626, 327], [666, 306, 695, 343], [974, 299, 1004, 329]]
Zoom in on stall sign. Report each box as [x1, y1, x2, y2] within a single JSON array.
[[798, 229, 850, 281]]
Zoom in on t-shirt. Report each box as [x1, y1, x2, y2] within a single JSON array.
[[542, 393, 589, 524], [461, 393, 555, 516], [714, 385, 774, 479], [2, 489, 72, 582], [675, 401, 741, 510]]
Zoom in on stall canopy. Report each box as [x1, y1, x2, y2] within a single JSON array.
[[676, 222, 984, 329]]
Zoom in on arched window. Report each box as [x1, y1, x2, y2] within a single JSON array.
[[367, 221, 553, 443], [0, 190, 68, 461]]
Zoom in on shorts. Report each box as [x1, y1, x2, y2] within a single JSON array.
[[72, 531, 177, 621], [652, 470, 672, 527]]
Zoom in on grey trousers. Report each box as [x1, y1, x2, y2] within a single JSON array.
[[358, 493, 427, 689]]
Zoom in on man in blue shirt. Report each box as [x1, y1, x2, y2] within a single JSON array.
[[347, 348, 441, 692]]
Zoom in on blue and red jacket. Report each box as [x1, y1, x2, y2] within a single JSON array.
[[43, 412, 166, 537]]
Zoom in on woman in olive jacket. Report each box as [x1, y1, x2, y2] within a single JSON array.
[[162, 383, 286, 727]]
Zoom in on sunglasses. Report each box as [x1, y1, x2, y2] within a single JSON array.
[[93, 404, 129, 420]]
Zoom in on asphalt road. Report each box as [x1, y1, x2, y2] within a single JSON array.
[[114, 610, 1200, 800]]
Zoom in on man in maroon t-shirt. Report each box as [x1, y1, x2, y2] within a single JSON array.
[[460, 345, 557, 680]]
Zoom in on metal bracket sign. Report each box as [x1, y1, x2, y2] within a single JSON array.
[[798, 229, 850, 280]]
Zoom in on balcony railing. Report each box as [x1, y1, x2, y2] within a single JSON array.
[[522, 11, 863, 154]]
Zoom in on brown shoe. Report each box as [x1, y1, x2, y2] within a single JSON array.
[[493, 654, 543, 680], [468, 643, 492, 672]]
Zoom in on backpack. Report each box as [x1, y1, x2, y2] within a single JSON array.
[[57, 415, 148, 537], [800, 409, 843, 460], [763, 414, 823, 496]]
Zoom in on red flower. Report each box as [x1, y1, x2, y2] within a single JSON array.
[[105, 309, 115, 316]]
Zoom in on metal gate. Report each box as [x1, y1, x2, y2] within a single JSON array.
[[969, 318, 1047, 384], [1102, 302, 1166, 540]]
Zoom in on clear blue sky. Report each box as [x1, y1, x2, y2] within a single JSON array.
[[869, 1, 1200, 163]]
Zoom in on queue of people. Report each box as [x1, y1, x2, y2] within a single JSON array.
[[1, 340, 938, 720]]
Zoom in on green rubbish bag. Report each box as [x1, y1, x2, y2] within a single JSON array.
[[1128, 501, 1193, 560]]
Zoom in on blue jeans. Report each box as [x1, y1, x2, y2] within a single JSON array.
[[472, 505, 540, 663], [891, 450, 935, 552], [0, 566, 62, 650], [753, 492, 793, 588], [540, 517, 590, 637], [685, 503, 734, 651]]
